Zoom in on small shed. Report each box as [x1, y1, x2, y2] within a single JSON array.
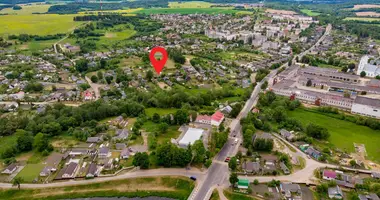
[[237, 179, 249, 189]]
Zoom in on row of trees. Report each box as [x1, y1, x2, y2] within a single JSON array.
[[8, 33, 66, 42]]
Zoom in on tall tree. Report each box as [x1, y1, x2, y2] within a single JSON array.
[[229, 173, 238, 187], [12, 177, 23, 190]]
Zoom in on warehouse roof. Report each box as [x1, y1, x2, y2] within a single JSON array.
[[179, 128, 204, 147]]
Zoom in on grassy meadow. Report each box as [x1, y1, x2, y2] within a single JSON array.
[[287, 109, 380, 163], [0, 176, 194, 200], [344, 17, 380, 22], [300, 9, 321, 16], [0, 4, 51, 15], [168, 1, 213, 8], [0, 14, 84, 36]]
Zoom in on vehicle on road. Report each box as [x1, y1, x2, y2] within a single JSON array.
[[190, 176, 197, 181], [225, 157, 230, 162]]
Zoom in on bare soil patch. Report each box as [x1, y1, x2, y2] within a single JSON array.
[[265, 9, 296, 15], [356, 12, 380, 17], [353, 4, 380, 10]]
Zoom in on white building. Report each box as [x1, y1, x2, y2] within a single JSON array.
[[178, 128, 204, 148], [351, 96, 380, 119], [357, 55, 380, 77]]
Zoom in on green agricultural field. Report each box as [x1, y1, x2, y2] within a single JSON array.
[[344, 17, 380, 22], [15, 164, 45, 183], [132, 7, 241, 15], [169, 1, 213, 8], [0, 4, 51, 15], [300, 9, 321, 16], [288, 109, 380, 163], [0, 14, 84, 36]]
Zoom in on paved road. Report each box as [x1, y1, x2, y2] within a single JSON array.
[[85, 76, 103, 99], [190, 24, 334, 200]]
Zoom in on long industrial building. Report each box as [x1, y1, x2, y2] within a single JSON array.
[[272, 66, 380, 119]]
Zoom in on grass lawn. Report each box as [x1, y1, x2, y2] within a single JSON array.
[[133, 7, 241, 15], [145, 108, 178, 117], [210, 189, 220, 200], [0, 4, 51, 15], [223, 190, 255, 200], [96, 26, 136, 50], [0, 176, 194, 200], [143, 121, 180, 144], [287, 109, 380, 163], [0, 14, 83, 36], [169, 1, 213, 8], [15, 164, 45, 183], [300, 9, 321, 16], [344, 17, 380, 22]]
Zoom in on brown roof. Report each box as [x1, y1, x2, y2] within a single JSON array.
[[64, 162, 78, 176]]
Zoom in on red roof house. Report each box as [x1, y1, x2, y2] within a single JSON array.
[[323, 170, 337, 180], [195, 115, 211, 125], [211, 111, 225, 126]]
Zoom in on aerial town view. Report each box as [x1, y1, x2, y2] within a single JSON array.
[[0, 0, 380, 199]]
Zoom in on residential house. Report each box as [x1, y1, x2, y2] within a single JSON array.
[[86, 163, 99, 178], [83, 90, 95, 101], [264, 159, 277, 174], [120, 148, 130, 159], [280, 183, 302, 200], [1, 163, 18, 174], [211, 111, 224, 126], [69, 149, 88, 156], [40, 166, 54, 177], [242, 161, 261, 174], [280, 162, 290, 174], [113, 129, 129, 141], [195, 115, 211, 125], [62, 162, 78, 178], [358, 194, 380, 200], [115, 143, 126, 150], [86, 137, 102, 143], [323, 170, 337, 180], [280, 129, 294, 141], [221, 105, 232, 114], [328, 186, 344, 199], [372, 172, 380, 179], [305, 147, 321, 159], [98, 147, 111, 158]]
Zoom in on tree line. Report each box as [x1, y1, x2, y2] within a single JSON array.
[[8, 33, 66, 42]]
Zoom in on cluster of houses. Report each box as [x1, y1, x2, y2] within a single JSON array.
[[322, 169, 380, 199]]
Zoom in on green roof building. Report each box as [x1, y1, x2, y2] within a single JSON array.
[[237, 178, 249, 189]]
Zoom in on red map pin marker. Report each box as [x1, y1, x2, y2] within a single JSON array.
[[149, 46, 168, 74]]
